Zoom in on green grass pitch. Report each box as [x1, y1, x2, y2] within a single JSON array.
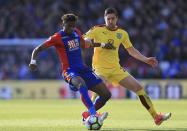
[[0, 99, 187, 131]]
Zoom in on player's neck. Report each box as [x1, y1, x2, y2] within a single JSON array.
[[106, 25, 118, 31], [63, 28, 73, 35]]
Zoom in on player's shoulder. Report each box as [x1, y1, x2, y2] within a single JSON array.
[[54, 32, 61, 36], [52, 32, 61, 38], [90, 24, 106, 30], [117, 26, 127, 33], [117, 27, 129, 35], [94, 24, 106, 28], [47, 32, 61, 41], [74, 28, 82, 33]]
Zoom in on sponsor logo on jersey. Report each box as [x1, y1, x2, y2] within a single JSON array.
[[68, 39, 79, 51]]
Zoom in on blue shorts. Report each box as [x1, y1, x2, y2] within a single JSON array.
[[63, 66, 102, 91]]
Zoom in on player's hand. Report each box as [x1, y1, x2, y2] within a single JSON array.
[[145, 57, 158, 68], [103, 43, 116, 50], [29, 63, 37, 71]]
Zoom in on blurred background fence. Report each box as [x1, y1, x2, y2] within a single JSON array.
[[0, 80, 185, 99]]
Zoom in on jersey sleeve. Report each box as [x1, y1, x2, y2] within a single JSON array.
[[83, 26, 96, 39], [43, 33, 60, 48], [122, 31, 133, 49]]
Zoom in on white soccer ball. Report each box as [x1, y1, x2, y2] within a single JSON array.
[[85, 115, 103, 130]]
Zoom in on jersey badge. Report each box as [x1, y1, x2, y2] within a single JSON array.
[[116, 33, 122, 39]]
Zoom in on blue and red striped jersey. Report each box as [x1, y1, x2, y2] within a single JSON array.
[[43, 28, 87, 71]]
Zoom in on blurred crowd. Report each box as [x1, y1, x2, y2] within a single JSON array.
[[0, 0, 187, 79], [0, 46, 61, 80]]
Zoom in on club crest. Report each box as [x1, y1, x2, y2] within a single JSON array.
[[116, 33, 122, 39]]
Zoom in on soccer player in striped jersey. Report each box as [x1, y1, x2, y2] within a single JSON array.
[[29, 13, 111, 123], [84, 8, 171, 125]]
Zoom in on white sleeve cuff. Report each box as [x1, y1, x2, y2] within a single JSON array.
[[101, 43, 105, 48], [30, 59, 36, 65]]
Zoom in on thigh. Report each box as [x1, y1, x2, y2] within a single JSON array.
[[119, 74, 143, 92], [109, 67, 129, 84], [94, 68, 110, 83], [80, 70, 102, 89], [94, 67, 129, 84], [96, 75, 108, 84], [90, 82, 110, 97]]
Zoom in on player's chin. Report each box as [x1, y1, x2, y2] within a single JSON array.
[[109, 25, 115, 29]]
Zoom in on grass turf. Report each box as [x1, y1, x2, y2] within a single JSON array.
[[0, 99, 187, 131]]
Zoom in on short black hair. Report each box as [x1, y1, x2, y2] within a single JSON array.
[[104, 7, 118, 16], [61, 13, 78, 23]]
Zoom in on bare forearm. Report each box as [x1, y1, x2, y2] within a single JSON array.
[[31, 45, 44, 60], [84, 38, 115, 49], [128, 48, 147, 62], [84, 38, 107, 47], [84, 39, 101, 47], [29, 44, 46, 70], [91, 42, 100, 47], [127, 47, 158, 67]]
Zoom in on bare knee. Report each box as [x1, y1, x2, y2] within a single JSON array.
[[135, 85, 143, 93], [125, 82, 143, 93]]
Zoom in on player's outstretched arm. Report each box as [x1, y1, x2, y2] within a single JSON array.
[[29, 44, 47, 71], [84, 38, 116, 49], [126, 46, 158, 68]]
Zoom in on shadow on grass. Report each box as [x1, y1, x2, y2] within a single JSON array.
[[101, 128, 187, 131]]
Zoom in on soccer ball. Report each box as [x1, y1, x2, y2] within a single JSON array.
[[85, 115, 103, 130]]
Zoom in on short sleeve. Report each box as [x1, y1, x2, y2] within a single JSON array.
[[43, 33, 60, 48], [83, 27, 96, 39], [122, 31, 133, 49]]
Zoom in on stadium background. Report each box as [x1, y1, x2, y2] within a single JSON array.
[[0, 0, 187, 99]]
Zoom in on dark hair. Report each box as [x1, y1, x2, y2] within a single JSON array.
[[61, 13, 78, 23], [104, 7, 118, 16]]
